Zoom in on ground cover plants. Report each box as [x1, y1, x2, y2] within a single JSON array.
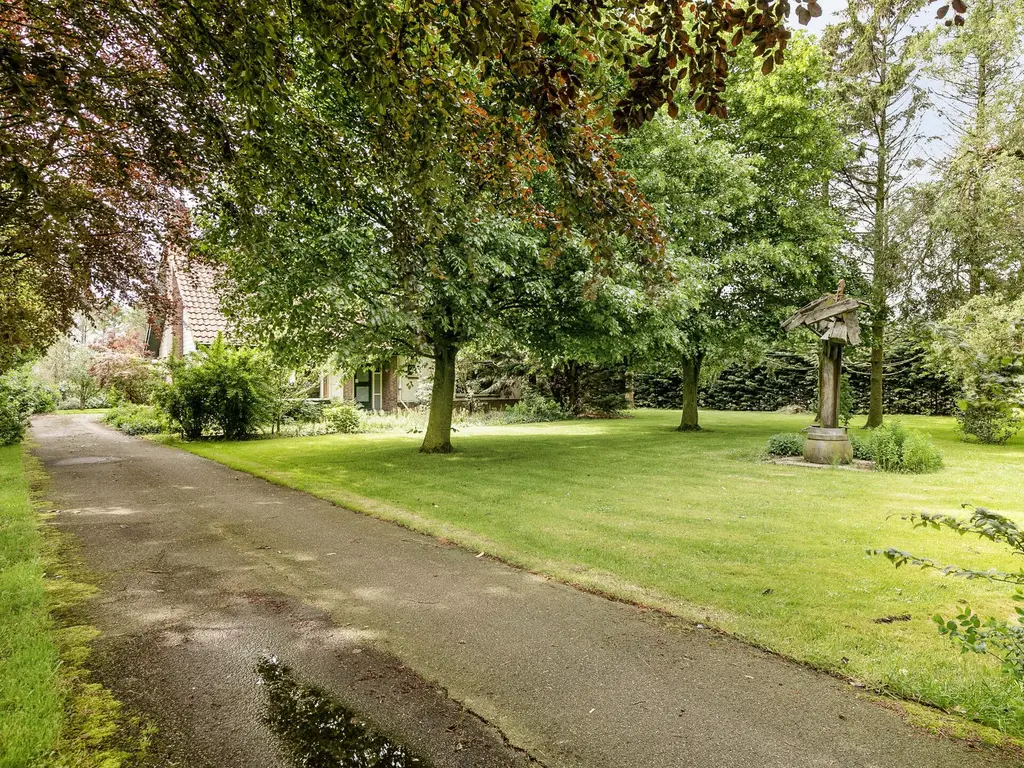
[[102, 404, 165, 436], [763, 422, 942, 473], [174, 409, 1024, 739], [868, 422, 943, 474], [765, 432, 804, 456]]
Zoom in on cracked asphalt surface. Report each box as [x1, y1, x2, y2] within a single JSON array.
[[31, 414, 1021, 767]]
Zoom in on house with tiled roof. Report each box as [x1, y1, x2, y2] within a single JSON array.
[[147, 248, 229, 358], [145, 249, 432, 411]]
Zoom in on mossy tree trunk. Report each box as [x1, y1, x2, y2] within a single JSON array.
[[420, 339, 458, 454], [678, 353, 703, 432]]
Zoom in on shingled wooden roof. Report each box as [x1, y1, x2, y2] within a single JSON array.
[[782, 294, 864, 347]]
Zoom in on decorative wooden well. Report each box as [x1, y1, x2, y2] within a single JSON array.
[[782, 287, 864, 465]]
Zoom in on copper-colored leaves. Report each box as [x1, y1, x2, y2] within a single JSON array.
[[932, 0, 967, 26]]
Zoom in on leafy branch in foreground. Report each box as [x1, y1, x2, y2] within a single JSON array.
[[871, 505, 1024, 680]]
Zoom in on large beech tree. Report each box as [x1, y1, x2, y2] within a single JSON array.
[[198, 25, 661, 452], [0, 0, 209, 371], [621, 37, 847, 431]]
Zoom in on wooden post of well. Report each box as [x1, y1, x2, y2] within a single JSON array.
[[819, 341, 843, 429]]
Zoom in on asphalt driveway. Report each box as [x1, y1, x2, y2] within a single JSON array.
[[30, 414, 1020, 767]]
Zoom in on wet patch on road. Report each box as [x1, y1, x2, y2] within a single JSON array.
[[53, 455, 122, 465], [258, 655, 425, 766]]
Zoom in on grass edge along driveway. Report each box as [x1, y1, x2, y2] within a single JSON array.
[[0, 444, 146, 768], [172, 409, 1024, 742], [0, 444, 62, 767]]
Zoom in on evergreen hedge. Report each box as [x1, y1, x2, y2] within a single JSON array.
[[635, 343, 956, 416]]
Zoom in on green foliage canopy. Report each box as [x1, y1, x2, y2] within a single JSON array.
[[618, 36, 848, 429]]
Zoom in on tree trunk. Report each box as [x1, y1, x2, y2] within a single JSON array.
[[678, 354, 703, 432], [867, 76, 889, 430], [967, 54, 988, 297], [550, 361, 582, 415], [421, 340, 458, 454], [867, 321, 884, 428]]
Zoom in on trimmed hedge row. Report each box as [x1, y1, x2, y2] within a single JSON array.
[[635, 346, 957, 416]]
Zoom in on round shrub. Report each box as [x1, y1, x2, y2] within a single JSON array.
[[324, 403, 363, 434], [901, 432, 943, 474], [955, 399, 1022, 445], [155, 336, 275, 440], [281, 399, 328, 425], [501, 390, 569, 424], [0, 371, 45, 444], [765, 432, 804, 457], [0, 397, 27, 445], [12, 376, 56, 414]]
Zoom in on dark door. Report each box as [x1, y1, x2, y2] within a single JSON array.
[[354, 369, 373, 410]]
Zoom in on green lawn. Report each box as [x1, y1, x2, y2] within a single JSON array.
[[177, 410, 1024, 738], [0, 445, 61, 767]]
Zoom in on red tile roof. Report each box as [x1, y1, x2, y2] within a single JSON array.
[[172, 255, 229, 344]]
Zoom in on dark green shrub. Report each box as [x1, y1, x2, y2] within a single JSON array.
[[0, 383, 29, 446], [849, 431, 873, 461], [867, 421, 942, 474], [955, 398, 1022, 445], [103, 404, 165, 435], [324, 403, 363, 434], [636, 340, 957, 416], [283, 399, 327, 424], [765, 432, 803, 457], [156, 336, 275, 440], [546, 363, 626, 417], [586, 392, 629, 417], [502, 390, 570, 424], [3, 369, 56, 415], [0, 370, 54, 444], [0, 401, 25, 445]]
